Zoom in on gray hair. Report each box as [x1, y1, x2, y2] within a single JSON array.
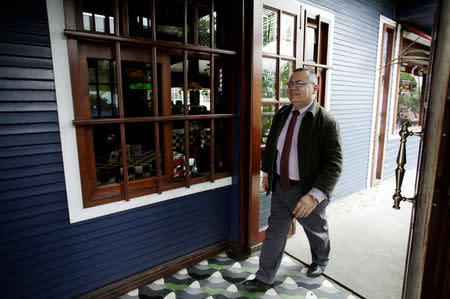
[[293, 68, 318, 85]]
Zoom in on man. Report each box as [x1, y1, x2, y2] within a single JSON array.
[[243, 68, 343, 292]]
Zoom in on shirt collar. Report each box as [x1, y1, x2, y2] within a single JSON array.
[[293, 101, 314, 116]]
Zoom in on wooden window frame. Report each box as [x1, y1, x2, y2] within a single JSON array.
[[64, 0, 236, 207]]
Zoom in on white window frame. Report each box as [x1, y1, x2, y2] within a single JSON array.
[[46, 0, 232, 224]]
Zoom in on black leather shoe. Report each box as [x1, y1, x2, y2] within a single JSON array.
[[242, 278, 273, 292], [307, 263, 326, 277]]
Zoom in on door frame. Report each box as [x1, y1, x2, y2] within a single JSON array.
[[402, 0, 450, 296]]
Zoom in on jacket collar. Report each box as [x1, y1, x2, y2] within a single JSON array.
[[286, 100, 319, 117]]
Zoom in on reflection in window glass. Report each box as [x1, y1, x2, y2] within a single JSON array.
[[170, 55, 185, 126], [214, 57, 227, 113], [189, 120, 210, 175], [263, 8, 278, 54], [156, 0, 184, 42], [122, 61, 153, 117], [88, 59, 118, 118], [280, 60, 293, 101], [396, 72, 423, 130], [125, 123, 163, 181], [198, 0, 211, 46], [261, 105, 276, 145], [215, 119, 231, 172], [305, 26, 317, 61], [128, 0, 152, 38], [93, 124, 121, 186], [82, 0, 115, 34], [262, 58, 277, 100], [280, 14, 295, 57], [188, 57, 210, 114]]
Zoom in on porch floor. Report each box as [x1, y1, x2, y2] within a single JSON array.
[[286, 169, 416, 299], [117, 251, 360, 299]]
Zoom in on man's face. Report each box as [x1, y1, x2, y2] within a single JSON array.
[[287, 71, 318, 108]]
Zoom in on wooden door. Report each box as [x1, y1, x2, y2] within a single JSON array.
[[401, 0, 450, 296], [249, 0, 333, 248]]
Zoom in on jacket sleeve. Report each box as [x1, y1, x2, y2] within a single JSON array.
[[313, 118, 343, 198]]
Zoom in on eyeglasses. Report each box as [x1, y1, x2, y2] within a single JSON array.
[[286, 80, 315, 88]]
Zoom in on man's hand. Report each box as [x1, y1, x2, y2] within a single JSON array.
[[293, 194, 318, 218], [262, 176, 269, 192]]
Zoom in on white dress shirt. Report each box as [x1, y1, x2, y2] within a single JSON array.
[[263, 102, 327, 203]]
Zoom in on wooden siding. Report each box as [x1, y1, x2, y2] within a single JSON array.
[[0, 1, 233, 298], [301, 0, 420, 200]]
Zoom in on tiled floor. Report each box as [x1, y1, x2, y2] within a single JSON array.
[[118, 252, 359, 299]]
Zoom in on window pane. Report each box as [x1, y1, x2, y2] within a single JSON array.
[[82, 0, 115, 34], [128, 0, 152, 38], [262, 58, 277, 100], [215, 119, 232, 172], [261, 104, 276, 145], [188, 57, 211, 114], [170, 55, 185, 117], [156, 0, 184, 42], [88, 59, 118, 118], [280, 14, 295, 57], [171, 121, 210, 179], [280, 60, 293, 102], [396, 72, 423, 130], [190, 120, 210, 175], [187, 0, 194, 44], [198, 0, 211, 46], [213, 0, 222, 48], [125, 123, 162, 181], [305, 25, 317, 61], [263, 8, 278, 54], [93, 124, 122, 186], [214, 56, 228, 113], [122, 61, 154, 117]]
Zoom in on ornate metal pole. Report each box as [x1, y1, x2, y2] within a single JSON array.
[[392, 121, 422, 209]]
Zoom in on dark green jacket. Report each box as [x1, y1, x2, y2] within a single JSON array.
[[261, 100, 343, 198]]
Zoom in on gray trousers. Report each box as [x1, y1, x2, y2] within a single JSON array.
[[255, 177, 330, 284]]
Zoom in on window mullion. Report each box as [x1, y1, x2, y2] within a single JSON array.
[[210, 53, 215, 181], [152, 46, 162, 194], [115, 41, 129, 201], [316, 15, 321, 69], [183, 50, 191, 187]]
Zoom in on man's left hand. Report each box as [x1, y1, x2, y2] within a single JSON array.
[[293, 194, 318, 218]]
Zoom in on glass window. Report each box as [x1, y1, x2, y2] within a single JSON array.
[[261, 105, 276, 145], [122, 61, 154, 117], [155, 0, 184, 42], [280, 60, 293, 102], [395, 72, 424, 130], [305, 25, 317, 61], [125, 123, 162, 181], [82, 0, 115, 34], [88, 59, 118, 118], [93, 124, 122, 186], [128, 0, 152, 38], [188, 57, 211, 114], [67, 0, 236, 207], [263, 8, 278, 54], [198, 0, 211, 46], [280, 13, 295, 57], [262, 58, 277, 100]]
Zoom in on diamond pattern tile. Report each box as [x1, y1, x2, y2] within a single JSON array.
[[117, 252, 360, 299]]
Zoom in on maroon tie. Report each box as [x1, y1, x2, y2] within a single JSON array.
[[280, 110, 300, 189]]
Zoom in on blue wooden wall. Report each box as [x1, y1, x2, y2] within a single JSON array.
[[301, 0, 421, 200], [0, 1, 236, 298]]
